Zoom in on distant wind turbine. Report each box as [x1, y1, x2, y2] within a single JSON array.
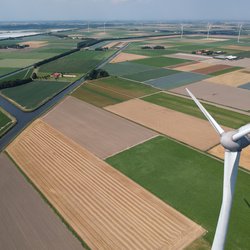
[[88, 21, 90, 33], [180, 24, 184, 39], [238, 23, 243, 43], [186, 88, 250, 250], [104, 22, 106, 33], [207, 23, 212, 39]]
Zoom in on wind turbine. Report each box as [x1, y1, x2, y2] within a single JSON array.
[[238, 23, 243, 43], [103, 22, 106, 33], [88, 21, 90, 33], [180, 24, 184, 39], [207, 23, 212, 39], [186, 88, 250, 250]]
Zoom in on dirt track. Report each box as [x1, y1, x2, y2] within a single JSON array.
[[0, 153, 83, 250], [208, 145, 250, 171], [7, 120, 205, 250], [43, 96, 157, 159], [105, 99, 222, 150], [110, 52, 149, 63], [171, 80, 250, 111]]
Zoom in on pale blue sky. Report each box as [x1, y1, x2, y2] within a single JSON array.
[[1, 0, 250, 21]]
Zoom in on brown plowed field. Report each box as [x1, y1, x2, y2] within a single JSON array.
[[171, 81, 250, 111], [192, 64, 232, 74], [0, 153, 83, 250], [43, 96, 157, 159], [208, 145, 250, 171], [7, 120, 205, 250], [167, 53, 212, 61], [224, 45, 250, 51], [110, 52, 149, 63], [207, 70, 250, 86], [105, 99, 221, 150], [203, 58, 250, 68]]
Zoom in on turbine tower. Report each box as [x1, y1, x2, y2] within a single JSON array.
[[88, 21, 90, 33], [186, 88, 250, 250], [103, 22, 106, 33], [207, 23, 212, 39], [180, 24, 184, 39], [238, 23, 243, 43]]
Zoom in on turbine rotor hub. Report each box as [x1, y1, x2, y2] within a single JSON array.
[[220, 131, 250, 152]]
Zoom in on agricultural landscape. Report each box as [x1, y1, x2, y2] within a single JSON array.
[[1, 20, 250, 250]]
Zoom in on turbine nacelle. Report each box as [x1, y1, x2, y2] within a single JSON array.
[[220, 130, 250, 152]]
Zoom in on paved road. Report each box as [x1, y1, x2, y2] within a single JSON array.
[[0, 42, 127, 152]]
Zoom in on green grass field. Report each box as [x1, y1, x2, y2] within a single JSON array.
[[106, 136, 250, 250], [39, 50, 114, 74], [0, 67, 33, 84], [134, 56, 191, 67], [1, 80, 70, 111], [0, 67, 20, 77], [0, 108, 15, 137], [71, 76, 158, 107], [122, 68, 179, 82], [142, 92, 250, 129]]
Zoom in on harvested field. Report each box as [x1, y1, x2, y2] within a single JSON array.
[[105, 99, 220, 150], [110, 52, 149, 63], [43, 96, 157, 159], [173, 62, 213, 72], [7, 120, 205, 250], [207, 70, 250, 87], [171, 80, 250, 111], [145, 71, 208, 90], [19, 41, 48, 48], [102, 41, 120, 49], [193, 64, 233, 74], [208, 145, 250, 171], [0, 153, 83, 250], [166, 53, 212, 61]]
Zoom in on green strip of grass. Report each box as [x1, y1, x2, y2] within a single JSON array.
[[209, 67, 242, 76], [0, 108, 15, 138], [106, 136, 250, 250], [142, 92, 250, 129]]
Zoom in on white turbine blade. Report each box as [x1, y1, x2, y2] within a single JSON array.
[[212, 151, 240, 250], [186, 88, 224, 135], [232, 123, 250, 141]]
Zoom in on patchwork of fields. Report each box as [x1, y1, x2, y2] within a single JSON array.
[[7, 120, 205, 250], [3, 33, 250, 250], [0, 108, 16, 137]]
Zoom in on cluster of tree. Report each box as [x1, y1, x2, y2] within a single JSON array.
[[141, 45, 165, 50], [34, 48, 79, 67], [0, 77, 32, 90], [77, 39, 100, 49], [95, 47, 108, 51], [86, 69, 109, 80], [0, 44, 29, 49]]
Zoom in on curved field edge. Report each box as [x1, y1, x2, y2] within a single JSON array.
[[5, 151, 90, 250], [0, 107, 16, 138], [0, 81, 72, 112], [106, 136, 250, 250]]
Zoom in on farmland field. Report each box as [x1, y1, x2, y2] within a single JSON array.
[[71, 76, 158, 107], [0, 67, 20, 76], [0, 67, 33, 83], [145, 71, 208, 89], [43, 97, 157, 159], [0, 153, 83, 250], [134, 56, 191, 67], [106, 136, 250, 250], [105, 99, 221, 150], [39, 50, 115, 74], [123, 68, 179, 82], [102, 61, 156, 76], [1, 80, 70, 111], [7, 120, 204, 249], [0, 108, 16, 137], [142, 92, 250, 129]]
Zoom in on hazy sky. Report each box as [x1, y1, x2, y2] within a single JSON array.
[[1, 0, 250, 21]]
